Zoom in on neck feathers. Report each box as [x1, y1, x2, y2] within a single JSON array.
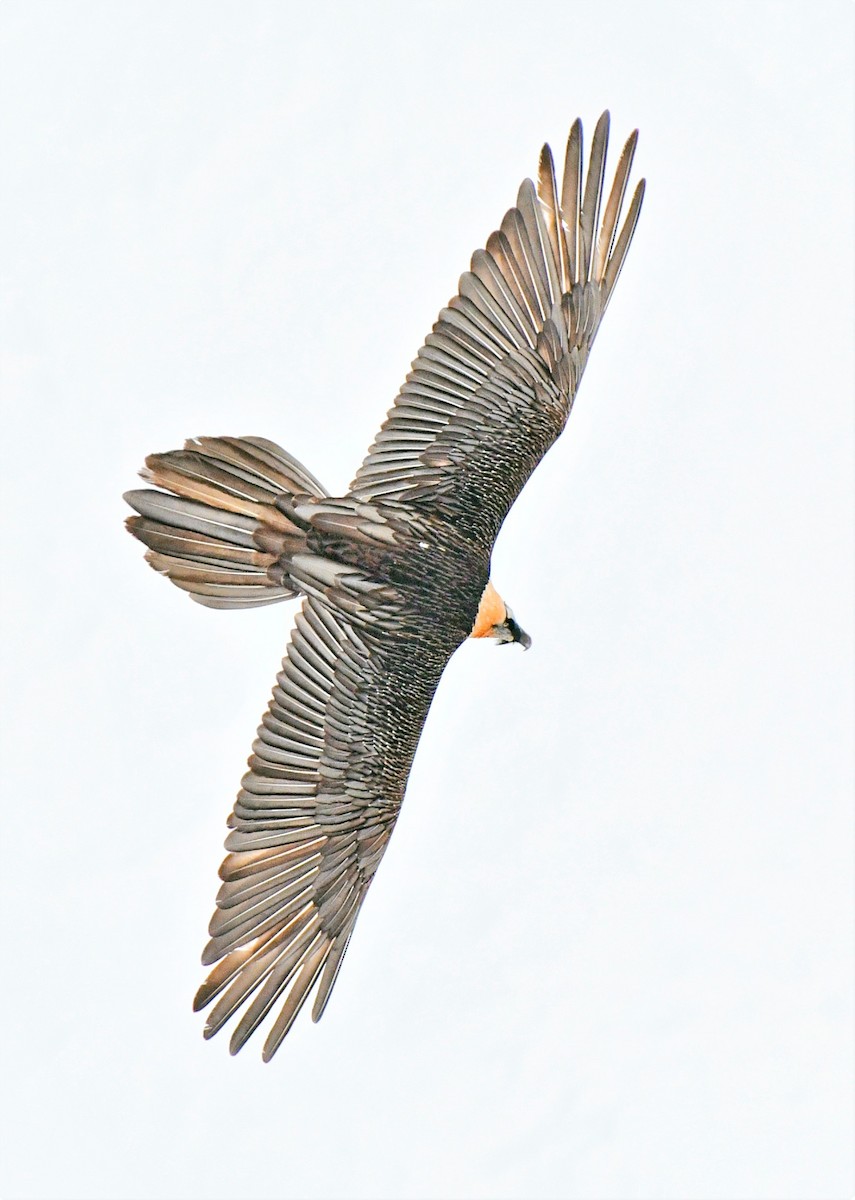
[[470, 580, 507, 639]]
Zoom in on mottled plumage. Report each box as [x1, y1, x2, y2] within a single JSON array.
[[125, 113, 645, 1059]]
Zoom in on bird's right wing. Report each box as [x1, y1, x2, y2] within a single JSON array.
[[193, 595, 435, 1061], [349, 113, 644, 548]]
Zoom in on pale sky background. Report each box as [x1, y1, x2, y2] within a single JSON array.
[[1, 4, 853, 1199]]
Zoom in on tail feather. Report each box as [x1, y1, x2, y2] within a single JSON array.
[[124, 490, 260, 547], [143, 551, 296, 608], [189, 436, 329, 498], [124, 435, 328, 610], [124, 511, 263, 564]]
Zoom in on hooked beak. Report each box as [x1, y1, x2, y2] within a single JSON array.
[[497, 614, 532, 651]]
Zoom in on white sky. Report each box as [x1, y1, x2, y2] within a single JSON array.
[[1, 3, 853, 1198]]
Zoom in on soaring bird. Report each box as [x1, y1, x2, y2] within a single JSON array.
[[124, 113, 645, 1060]]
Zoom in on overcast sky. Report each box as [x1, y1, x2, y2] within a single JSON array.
[[1, 4, 853, 1199]]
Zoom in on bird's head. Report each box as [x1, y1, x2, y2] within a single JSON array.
[[470, 580, 532, 650]]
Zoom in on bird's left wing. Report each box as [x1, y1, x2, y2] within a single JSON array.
[[194, 595, 428, 1060], [349, 113, 644, 548]]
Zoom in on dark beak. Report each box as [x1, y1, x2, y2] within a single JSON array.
[[505, 615, 532, 650]]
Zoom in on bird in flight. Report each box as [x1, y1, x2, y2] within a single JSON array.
[[125, 112, 645, 1060]]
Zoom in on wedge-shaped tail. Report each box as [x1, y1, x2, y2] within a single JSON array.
[[124, 436, 329, 610]]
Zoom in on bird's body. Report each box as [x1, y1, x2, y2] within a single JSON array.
[[125, 113, 645, 1058]]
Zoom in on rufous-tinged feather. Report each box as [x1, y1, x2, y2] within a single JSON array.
[[561, 118, 583, 284], [126, 515, 271, 566], [194, 942, 263, 1014], [188, 436, 328, 498], [124, 489, 259, 545], [311, 932, 353, 1023], [514, 183, 557, 314], [517, 176, 562, 307], [592, 129, 638, 283], [216, 852, 323, 910], [579, 110, 610, 282], [537, 142, 572, 295], [204, 938, 294, 1039], [461, 265, 529, 347], [218, 841, 326, 883], [201, 889, 315, 965], [500, 208, 548, 324], [262, 938, 331, 1061], [602, 177, 646, 312], [228, 918, 323, 1055], [485, 229, 540, 335]]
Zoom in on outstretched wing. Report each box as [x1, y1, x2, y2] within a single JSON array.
[[193, 596, 437, 1060], [349, 112, 645, 548]]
